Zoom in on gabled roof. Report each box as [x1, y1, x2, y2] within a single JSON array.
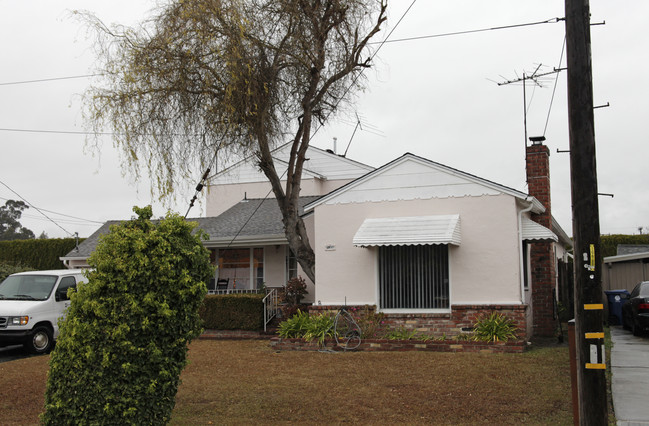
[[304, 153, 545, 213], [210, 143, 374, 185]]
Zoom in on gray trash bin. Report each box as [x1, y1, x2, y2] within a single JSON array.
[[604, 289, 630, 325]]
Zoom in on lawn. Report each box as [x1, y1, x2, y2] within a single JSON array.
[[1, 339, 573, 425]]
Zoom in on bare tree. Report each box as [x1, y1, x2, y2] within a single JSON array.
[[83, 0, 387, 282]]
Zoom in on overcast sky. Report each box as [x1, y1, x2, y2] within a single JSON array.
[[1, 0, 647, 239]]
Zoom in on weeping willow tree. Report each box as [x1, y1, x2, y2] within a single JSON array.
[[83, 0, 387, 283]]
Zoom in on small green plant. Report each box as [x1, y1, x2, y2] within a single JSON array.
[[348, 305, 386, 339], [385, 326, 419, 340], [303, 314, 335, 346], [278, 310, 334, 347], [278, 309, 311, 338], [472, 312, 518, 342], [456, 333, 472, 341], [418, 334, 434, 342]]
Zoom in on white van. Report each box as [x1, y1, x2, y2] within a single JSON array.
[[0, 269, 87, 354]]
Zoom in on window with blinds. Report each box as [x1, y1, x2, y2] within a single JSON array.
[[379, 245, 449, 310]]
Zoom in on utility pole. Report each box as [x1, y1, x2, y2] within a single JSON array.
[[564, 0, 608, 423]]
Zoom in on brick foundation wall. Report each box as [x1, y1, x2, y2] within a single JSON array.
[[309, 304, 528, 340]]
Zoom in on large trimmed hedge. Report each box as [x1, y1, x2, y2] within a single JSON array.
[[601, 234, 649, 258], [42, 207, 212, 425], [0, 238, 82, 270], [200, 294, 265, 331]]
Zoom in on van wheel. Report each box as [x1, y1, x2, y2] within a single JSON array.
[[26, 326, 54, 354]]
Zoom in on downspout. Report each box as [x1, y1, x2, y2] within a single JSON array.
[[518, 199, 535, 303]]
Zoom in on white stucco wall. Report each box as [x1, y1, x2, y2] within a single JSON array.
[[264, 244, 289, 289], [312, 195, 524, 308], [206, 178, 355, 217]]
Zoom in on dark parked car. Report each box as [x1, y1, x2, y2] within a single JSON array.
[[622, 281, 649, 336]]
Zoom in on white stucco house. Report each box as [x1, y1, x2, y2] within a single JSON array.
[[62, 142, 572, 338]]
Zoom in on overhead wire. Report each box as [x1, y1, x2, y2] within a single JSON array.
[[0, 196, 103, 224], [368, 17, 563, 45], [0, 14, 564, 138], [543, 36, 567, 137], [0, 74, 101, 86], [0, 179, 74, 237]]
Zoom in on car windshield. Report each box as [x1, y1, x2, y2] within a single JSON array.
[[0, 275, 58, 301], [640, 283, 649, 297]]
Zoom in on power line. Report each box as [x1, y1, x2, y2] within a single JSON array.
[[0, 196, 104, 224], [0, 180, 74, 237], [543, 36, 567, 136], [0, 127, 113, 136], [0, 74, 100, 87], [369, 17, 564, 45]]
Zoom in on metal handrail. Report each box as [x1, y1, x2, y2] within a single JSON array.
[[262, 288, 278, 332], [207, 288, 261, 295]]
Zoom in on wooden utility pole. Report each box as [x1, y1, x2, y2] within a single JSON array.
[[564, 0, 608, 424]]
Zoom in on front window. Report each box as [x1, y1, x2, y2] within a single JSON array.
[[379, 245, 449, 310], [218, 248, 264, 290], [0, 275, 58, 301]]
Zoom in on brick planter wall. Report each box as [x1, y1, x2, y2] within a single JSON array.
[[308, 304, 528, 340], [269, 337, 525, 353]]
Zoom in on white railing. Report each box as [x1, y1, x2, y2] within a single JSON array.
[[207, 288, 262, 295], [262, 288, 279, 332]]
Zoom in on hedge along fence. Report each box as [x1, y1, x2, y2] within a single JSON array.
[[601, 234, 649, 258], [0, 238, 83, 270], [199, 293, 265, 331]]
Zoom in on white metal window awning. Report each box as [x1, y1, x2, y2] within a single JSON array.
[[353, 214, 461, 247], [521, 218, 558, 242]]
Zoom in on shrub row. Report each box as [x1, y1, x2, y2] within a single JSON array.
[[200, 294, 265, 331], [0, 238, 83, 270], [601, 234, 649, 258]]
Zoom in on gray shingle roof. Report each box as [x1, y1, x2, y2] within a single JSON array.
[[62, 196, 319, 259], [62, 220, 122, 259], [194, 196, 319, 242]]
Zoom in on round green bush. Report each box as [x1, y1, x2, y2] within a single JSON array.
[[42, 206, 212, 425]]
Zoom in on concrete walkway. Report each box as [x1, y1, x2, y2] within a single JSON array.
[[611, 326, 649, 425]]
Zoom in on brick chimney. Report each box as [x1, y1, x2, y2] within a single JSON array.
[[526, 141, 556, 337]]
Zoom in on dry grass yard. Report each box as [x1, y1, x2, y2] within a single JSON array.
[[0, 339, 572, 425]]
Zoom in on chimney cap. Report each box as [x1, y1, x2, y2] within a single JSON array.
[[529, 136, 546, 145]]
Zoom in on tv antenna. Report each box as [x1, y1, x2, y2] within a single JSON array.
[[494, 63, 565, 153]]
